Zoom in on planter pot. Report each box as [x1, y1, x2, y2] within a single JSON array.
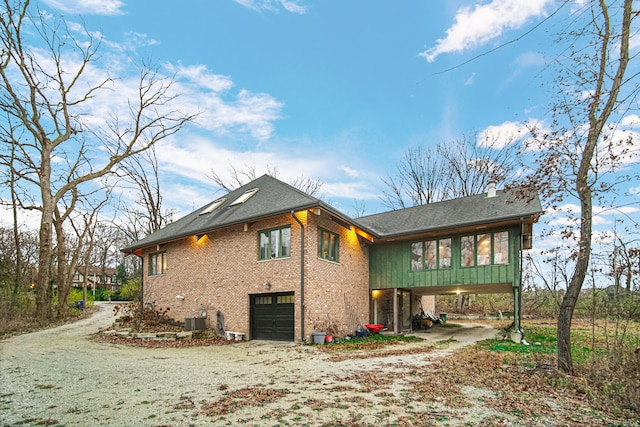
[[311, 332, 326, 345]]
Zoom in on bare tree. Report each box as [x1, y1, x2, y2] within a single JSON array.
[[438, 134, 520, 199], [118, 146, 175, 241], [381, 133, 520, 209], [608, 233, 640, 297], [514, 0, 637, 373], [381, 145, 447, 209], [209, 162, 323, 196], [0, 0, 196, 321]]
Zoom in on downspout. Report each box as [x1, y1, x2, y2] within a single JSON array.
[[132, 252, 144, 313], [291, 211, 305, 342], [514, 219, 525, 342]]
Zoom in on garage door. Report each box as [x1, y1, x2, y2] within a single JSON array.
[[250, 292, 295, 341]]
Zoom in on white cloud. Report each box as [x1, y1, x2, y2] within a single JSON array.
[[478, 120, 530, 149], [233, 0, 307, 14], [0, 200, 42, 231], [515, 51, 546, 68], [340, 166, 360, 178], [168, 63, 234, 93], [155, 63, 284, 141], [620, 114, 640, 128], [464, 72, 476, 86], [42, 0, 126, 15], [420, 0, 552, 62], [149, 133, 382, 218]]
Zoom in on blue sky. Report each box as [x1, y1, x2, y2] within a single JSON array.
[[3, 0, 639, 265], [39, 0, 559, 217]]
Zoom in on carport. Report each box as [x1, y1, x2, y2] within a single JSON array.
[[356, 186, 542, 342], [370, 282, 519, 334]]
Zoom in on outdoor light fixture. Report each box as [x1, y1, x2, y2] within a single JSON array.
[[264, 281, 271, 290]]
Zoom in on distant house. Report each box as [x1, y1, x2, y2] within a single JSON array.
[[72, 266, 119, 291], [122, 175, 542, 342]]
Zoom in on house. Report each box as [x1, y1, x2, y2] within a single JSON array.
[[122, 175, 542, 342], [72, 266, 119, 291]]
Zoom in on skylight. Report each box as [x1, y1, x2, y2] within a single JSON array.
[[229, 188, 259, 206], [199, 197, 226, 215]]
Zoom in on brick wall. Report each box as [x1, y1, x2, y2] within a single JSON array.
[[141, 209, 371, 341]]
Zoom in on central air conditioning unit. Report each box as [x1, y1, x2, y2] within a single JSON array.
[[184, 316, 206, 331]]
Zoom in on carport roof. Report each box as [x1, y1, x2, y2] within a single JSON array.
[[355, 189, 542, 239]]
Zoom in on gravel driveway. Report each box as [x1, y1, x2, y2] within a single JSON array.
[[1, 302, 500, 427]]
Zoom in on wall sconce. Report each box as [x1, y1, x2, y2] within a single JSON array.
[[264, 281, 271, 290], [371, 289, 381, 299]]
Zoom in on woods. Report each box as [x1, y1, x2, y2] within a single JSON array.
[[0, 0, 195, 322]]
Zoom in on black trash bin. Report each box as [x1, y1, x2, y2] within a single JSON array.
[[75, 300, 85, 310]]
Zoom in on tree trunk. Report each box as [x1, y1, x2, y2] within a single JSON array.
[[55, 218, 71, 318], [35, 160, 54, 322], [556, 0, 632, 374], [35, 214, 54, 321]]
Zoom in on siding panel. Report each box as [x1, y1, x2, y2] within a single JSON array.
[[369, 226, 521, 292]]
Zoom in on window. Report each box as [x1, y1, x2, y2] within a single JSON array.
[[149, 252, 166, 276], [259, 226, 291, 260], [255, 296, 272, 305], [230, 188, 259, 206], [461, 231, 510, 267], [199, 197, 226, 215], [422, 240, 436, 269], [477, 234, 491, 266], [461, 236, 475, 267], [318, 228, 339, 262], [411, 242, 422, 271], [411, 238, 452, 271], [439, 238, 451, 268], [493, 231, 509, 264], [277, 294, 295, 304]]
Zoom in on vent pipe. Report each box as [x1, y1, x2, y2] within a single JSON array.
[[487, 180, 497, 198]]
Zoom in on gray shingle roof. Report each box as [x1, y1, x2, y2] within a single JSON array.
[[355, 190, 542, 238], [122, 174, 341, 252], [122, 175, 543, 253]]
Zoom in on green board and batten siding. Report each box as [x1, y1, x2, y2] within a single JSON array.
[[369, 226, 522, 290]]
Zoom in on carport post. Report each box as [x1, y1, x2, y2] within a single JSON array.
[[393, 288, 399, 334], [514, 285, 521, 333]]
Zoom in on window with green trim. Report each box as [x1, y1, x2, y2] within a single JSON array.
[[318, 228, 339, 262], [493, 231, 509, 264], [461, 231, 509, 267], [439, 238, 452, 268], [411, 238, 452, 271], [258, 226, 291, 260], [149, 252, 166, 276]]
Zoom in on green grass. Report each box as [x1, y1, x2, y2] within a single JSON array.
[[325, 333, 423, 351], [477, 324, 611, 364]]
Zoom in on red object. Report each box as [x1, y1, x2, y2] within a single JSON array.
[[325, 335, 333, 343], [365, 323, 384, 333]]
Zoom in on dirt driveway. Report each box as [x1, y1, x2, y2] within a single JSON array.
[[1, 302, 501, 426]]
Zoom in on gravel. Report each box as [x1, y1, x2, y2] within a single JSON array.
[[1, 302, 501, 427]]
